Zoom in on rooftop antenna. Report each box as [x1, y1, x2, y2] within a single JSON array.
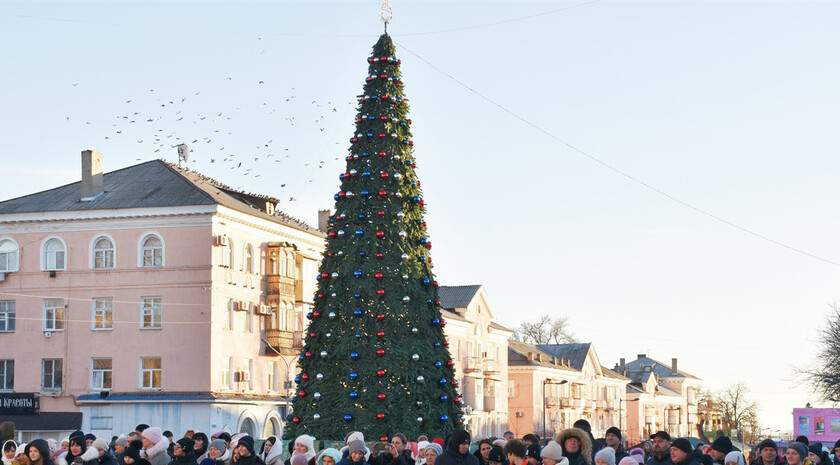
[[380, 0, 392, 33]]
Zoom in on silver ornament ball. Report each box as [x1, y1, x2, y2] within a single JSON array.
[[313, 413, 321, 420], [412, 354, 420, 361], [320, 351, 328, 359], [316, 373, 324, 380], [328, 312, 336, 319], [402, 296, 411, 303], [314, 392, 321, 399], [416, 375, 425, 383], [411, 327, 418, 334]]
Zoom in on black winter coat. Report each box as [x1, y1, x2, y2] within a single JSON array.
[[99, 453, 120, 465], [647, 454, 674, 465], [168, 452, 198, 465], [373, 451, 413, 465], [435, 430, 479, 465], [236, 455, 266, 465], [674, 451, 703, 465]]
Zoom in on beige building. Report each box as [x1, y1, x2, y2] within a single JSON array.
[[614, 354, 702, 443], [439, 285, 514, 439], [507, 341, 629, 439]]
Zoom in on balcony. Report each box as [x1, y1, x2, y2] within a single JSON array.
[[546, 397, 570, 408], [464, 356, 483, 373], [267, 275, 296, 297], [294, 279, 313, 303], [483, 395, 496, 412], [483, 358, 500, 375], [571, 398, 583, 408], [264, 329, 303, 356]]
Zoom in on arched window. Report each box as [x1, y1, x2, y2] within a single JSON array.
[[139, 234, 164, 267], [92, 236, 115, 269], [0, 239, 19, 272], [277, 253, 286, 277], [239, 417, 255, 436], [244, 244, 254, 274], [285, 252, 294, 276], [226, 238, 235, 269], [43, 238, 66, 271]]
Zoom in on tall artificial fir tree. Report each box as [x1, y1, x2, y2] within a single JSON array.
[[285, 34, 463, 440]]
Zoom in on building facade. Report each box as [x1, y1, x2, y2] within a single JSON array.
[[438, 285, 513, 439], [507, 341, 629, 439], [0, 152, 324, 440], [615, 354, 702, 442]]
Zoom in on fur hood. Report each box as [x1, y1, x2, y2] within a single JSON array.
[[218, 448, 232, 465], [263, 437, 284, 465], [56, 446, 100, 465], [294, 436, 316, 462], [140, 437, 170, 460], [555, 429, 593, 465]]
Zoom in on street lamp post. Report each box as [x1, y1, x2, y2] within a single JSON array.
[[543, 379, 569, 440], [262, 337, 295, 419]]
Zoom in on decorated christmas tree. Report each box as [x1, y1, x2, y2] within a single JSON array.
[[285, 33, 463, 440]]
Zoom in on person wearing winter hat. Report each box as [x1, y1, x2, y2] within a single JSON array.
[[423, 445, 444, 465], [750, 441, 779, 465], [3, 440, 18, 465], [595, 448, 616, 465], [291, 436, 316, 465], [58, 433, 100, 465], [318, 450, 341, 465], [709, 438, 733, 465], [203, 440, 229, 465], [93, 439, 119, 465], [604, 429, 628, 464], [525, 444, 541, 465], [435, 430, 478, 465], [114, 437, 129, 465], [339, 433, 370, 463], [123, 445, 151, 465], [795, 438, 809, 447], [13, 444, 27, 465], [27, 439, 54, 465], [628, 450, 644, 465], [620, 459, 639, 465], [234, 437, 264, 465], [807, 444, 829, 465], [86, 436, 98, 447], [555, 429, 593, 465], [487, 446, 506, 465], [338, 439, 370, 465], [261, 438, 282, 465], [140, 428, 170, 465], [646, 433, 672, 465], [540, 442, 567, 465], [168, 438, 198, 465], [414, 442, 430, 465], [785, 443, 808, 465], [669, 440, 700, 465], [724, 453, 744, 465]]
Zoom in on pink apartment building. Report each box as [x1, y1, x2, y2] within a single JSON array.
[[0, 151, 325, 441]]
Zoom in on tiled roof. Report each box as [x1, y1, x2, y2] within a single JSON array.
[[508, 340, 579, 371], [624, 356, 700, 380], [0, 412, 82, 431], [438, 285, 482, 309], [601, 365, 630, 380], [536, 343, 592, 371], [0, 160, 323, 236]]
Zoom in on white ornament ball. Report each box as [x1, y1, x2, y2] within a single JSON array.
[[402, 296, 411, 303], [313, 413, 321, 420], [395, 192, 403, 198], [337, 250, 344, 256], [417, 416, 423, 423], [326, 332, 332, 338], [316, 373, 324, 380], [394, 173, 402, 180], [329, 312, 336, 319], [417, 375, 425, 383], [397, 211, 405, 218], [337, 230, 345, 236], [331, 272, 339, 278], [398, 231, 407, 238], [401, 253, 409, 260], [402, 274, 409, 280], [411, 327, 418, 334], [320, 351, 328, 359], [314, 392, 321, 399], [412, 354, 420, 361]]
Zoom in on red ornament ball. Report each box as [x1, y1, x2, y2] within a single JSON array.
[[443, 340, 449, 346], [378, 393, 386, 401], [380, 436, 389, 442], [376, 253, 384, 259], [377, 331, 385, 338], [376, 349, 385, 357], [298, 390, 306, 397], [377, 314, 385, 321], [309, 332, 316, 338], [376, 369, 386, 377], [377, 413, 386, 420], [292, 417, 301, 424], [313, 311, 321, 318], [377, 211, 385, 216], [376, 289, 385, 296], [302, 373, 310, 381], [379, 151, 387, 157], [451, 380, 458, 387], [447, 360, 455, 367], [378, 190, 387, 198], [380, 116, 388, 121], [376, 230, 385, 238], [375, 272, 384, 280], [378, 133, 386, 139], [380, 172, 389, 180], [305, 352, 312, 358]]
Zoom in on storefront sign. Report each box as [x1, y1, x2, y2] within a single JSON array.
[[0, 393, 38, 415]]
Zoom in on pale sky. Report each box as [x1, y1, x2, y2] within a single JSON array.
[[3, 0, 840, 435]]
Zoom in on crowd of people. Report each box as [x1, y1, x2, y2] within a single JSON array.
[[0, 418, 827, 465]]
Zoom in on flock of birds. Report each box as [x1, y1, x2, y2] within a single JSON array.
[[67, 71, 359, 199]]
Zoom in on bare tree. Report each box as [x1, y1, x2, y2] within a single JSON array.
[[716, 382, 759, 442], [513, 314, 577, 344], [802, 302, 840, 402]]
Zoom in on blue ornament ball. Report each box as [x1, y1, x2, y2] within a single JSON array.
[[349, 391, 359, 399], [435, 361, 442, 368], [350, 352, 359, 360], [439, 378, 447, 385], [285, 414, 294, 422], [354, 270, 363, 277], [355, 229, 364, 237], [432, 318, 440, 325], [350, 372, 359, 380], [434, 342, 441, 347], [354, 309, 363, 317], [294, 375, 301, 383], [440, 395, 448, 402], [344, 414, 353, 422], [354, 293, 362, 299], [440, 415, 449, 422], [355, 333, 362, 339]]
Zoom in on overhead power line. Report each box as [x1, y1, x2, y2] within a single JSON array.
[[395, 41, 840, 269]]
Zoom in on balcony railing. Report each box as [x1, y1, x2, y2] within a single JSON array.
[[483, 358, 500, 374], [264, 329, 303, 356], [267, 275, 295, 297], [546, 397, 570, 408], [464, 356, 483, 373]]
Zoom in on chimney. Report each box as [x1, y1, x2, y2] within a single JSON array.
[[671, 358, 678, 375], [318, 209, 333, 233], [620, 358, 626, 375], [637, 353, 646, 360], [80, 150, 104, 201]]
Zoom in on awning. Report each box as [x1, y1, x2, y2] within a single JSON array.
[[0, 412, 82, 431]]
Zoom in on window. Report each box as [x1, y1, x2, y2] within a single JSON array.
[[221, 357, 231, 390], [140, 234, 164, 267], [0, 239, 18, 272], [91, 358, 112, 390], [242, 359, 253, 390], [0, 301, 14, 332], [244, 244, 254, 274], [43, 298, 65, 331], [0, 360, 13, 391], [92, 298, 114, 330], [267, 361, 276, 391], [225, 300, 234, 330], [41, 359, 62, 391], [140, 357, 162, 389], [43, 238, 66, 271], [245, 304, 253, 333], [141, 297, 162, 329], [92, 236, 115, 269]]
